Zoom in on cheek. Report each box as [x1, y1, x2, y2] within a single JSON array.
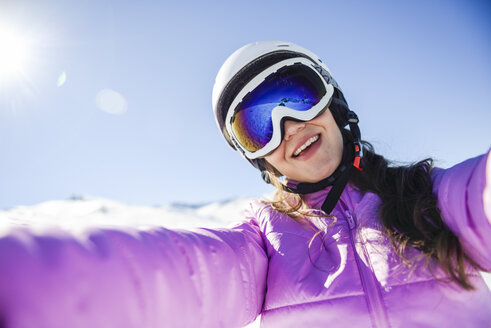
[[265, 143, 294, 176], [264, 147, 283, 171], [333, 130, 343, 153], [326, 130, 343, 164]]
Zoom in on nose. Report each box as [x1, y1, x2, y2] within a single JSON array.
[[283, 120, 305, 141]]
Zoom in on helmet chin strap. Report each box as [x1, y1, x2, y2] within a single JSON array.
[[261, 110, 363, 215]]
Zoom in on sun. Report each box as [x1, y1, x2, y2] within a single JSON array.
[[0, 25, 31, 85]]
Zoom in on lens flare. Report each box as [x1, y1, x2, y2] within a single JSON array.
[[57, 72, 67, 87], [96, 89, 128, 115], [0, 25, 31, 85]]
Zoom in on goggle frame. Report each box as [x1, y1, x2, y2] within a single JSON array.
[[225, 57, 335, 160]]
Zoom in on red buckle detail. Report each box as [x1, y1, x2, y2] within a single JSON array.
[[353, 156, 362, 171], [355, 145, 360, 152]]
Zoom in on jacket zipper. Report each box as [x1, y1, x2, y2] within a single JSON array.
[[346, 212, 390, 328]]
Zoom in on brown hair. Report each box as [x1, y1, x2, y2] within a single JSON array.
[[263, 130, 486, 290]]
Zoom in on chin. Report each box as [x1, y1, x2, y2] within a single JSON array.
[[310, 166, 336, 182]]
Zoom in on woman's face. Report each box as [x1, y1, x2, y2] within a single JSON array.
[[264, 109, 343, 183]]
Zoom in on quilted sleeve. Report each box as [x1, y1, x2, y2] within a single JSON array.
[[0, 214, 267, 328], [432, 150, 491, 270]]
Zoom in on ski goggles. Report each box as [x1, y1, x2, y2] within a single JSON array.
[[225, 57, 334, 160]]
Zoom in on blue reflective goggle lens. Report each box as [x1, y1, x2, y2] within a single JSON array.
[[231, 63, 327, 153]]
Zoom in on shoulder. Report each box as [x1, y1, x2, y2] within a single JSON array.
[[431, 150, 490, 193], [245, 199, 279, 227], [245, 198, 303, 236], [246, 198, 274, 217]]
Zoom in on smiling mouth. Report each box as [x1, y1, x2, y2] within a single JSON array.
[[292, 134, 320, 157]]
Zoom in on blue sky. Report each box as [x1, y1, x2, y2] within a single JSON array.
[[0, 0, 490, 209]]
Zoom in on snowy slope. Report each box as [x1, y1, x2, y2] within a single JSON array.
[[0, 195, 257, 233]]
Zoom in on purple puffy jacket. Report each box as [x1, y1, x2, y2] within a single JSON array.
[[0, 152, 490, 328]]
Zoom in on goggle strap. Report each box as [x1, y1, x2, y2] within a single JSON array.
[[313, 64, 340, 91]]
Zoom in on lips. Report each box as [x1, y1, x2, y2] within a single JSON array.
[[291, 134, 321, 158]]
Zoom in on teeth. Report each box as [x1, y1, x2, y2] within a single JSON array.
[[293, 135, 319, 157]]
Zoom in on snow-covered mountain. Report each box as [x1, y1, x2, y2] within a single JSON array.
[[0, 195, 260, 234]]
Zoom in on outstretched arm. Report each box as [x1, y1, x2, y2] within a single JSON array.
[[0, 216, 267, 328], [432, 150, 491, 270]]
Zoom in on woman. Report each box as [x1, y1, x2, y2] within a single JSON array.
[[0, 41, 489, 328], [211, 41, 491, 327]]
